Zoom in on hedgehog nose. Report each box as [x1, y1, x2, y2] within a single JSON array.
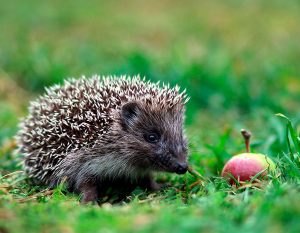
[[175, 162, 188, 174]]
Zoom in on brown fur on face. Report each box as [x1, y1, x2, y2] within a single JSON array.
[[117, 101, 188, 174]]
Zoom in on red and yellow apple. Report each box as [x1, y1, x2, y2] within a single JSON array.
[[221, 153, 276, 184], [221, 129, 276, 184]]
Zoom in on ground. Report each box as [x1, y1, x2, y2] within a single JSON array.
[[1, 0, 300, 232]]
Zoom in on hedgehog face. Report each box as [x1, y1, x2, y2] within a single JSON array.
[[120, 101, 188, 175]]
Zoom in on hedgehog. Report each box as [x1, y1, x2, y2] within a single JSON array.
[[16, 75, 189, 203]]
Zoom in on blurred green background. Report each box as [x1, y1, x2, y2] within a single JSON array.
[[1, 0, 300, 232], [1, 0, 300, 163]]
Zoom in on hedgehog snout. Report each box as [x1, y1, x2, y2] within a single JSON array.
[[174, 162, 188, 174], [172, 149, 188, 174], [157, 153, 188, 174]]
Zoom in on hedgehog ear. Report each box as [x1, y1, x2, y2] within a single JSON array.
[[121, 102, 140, 128]]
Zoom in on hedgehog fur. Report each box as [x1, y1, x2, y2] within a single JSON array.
[[16, 75, 189, 202]]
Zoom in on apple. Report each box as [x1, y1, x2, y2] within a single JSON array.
[[221, 129, 276, 184]]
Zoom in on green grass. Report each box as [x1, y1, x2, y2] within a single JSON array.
[[1, 0, 300, 232]]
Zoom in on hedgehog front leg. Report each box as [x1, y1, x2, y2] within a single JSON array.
[[79, 181, 99, 204], [138, 175, 163, 191]]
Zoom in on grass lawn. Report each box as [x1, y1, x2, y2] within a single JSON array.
[[1, 0, 300, 232]]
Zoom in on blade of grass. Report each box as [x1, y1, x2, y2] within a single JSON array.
[[249, 168, 267, 183], [276, 113, 300, 160], [282, 153, 300, 178]]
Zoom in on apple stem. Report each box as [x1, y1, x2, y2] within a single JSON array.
[[241, 129, 251, 153]]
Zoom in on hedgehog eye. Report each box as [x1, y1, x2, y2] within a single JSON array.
[[144, 133, 160, 144]]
